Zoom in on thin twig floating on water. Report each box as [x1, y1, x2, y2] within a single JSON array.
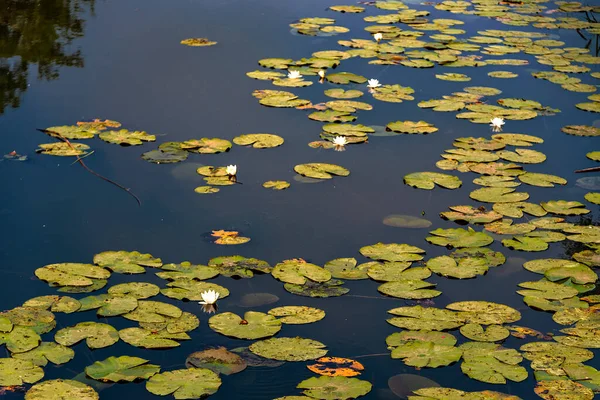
[[575, 166, 600, 173], [37, 128, 142, 206]]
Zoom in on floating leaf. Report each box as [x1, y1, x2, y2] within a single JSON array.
[[427, 228, 493, 248], [93, 251, 162, 274], [360, 243, 425, 262], [99, 130, 155, 146], [85, 356, 160, 382], [284, 279, 349, 298], [119, 328, 189, 349], [491, 133, 543, 146], [387, 120, 438, 134], [326, 72, 367, 84], [541, 200, 590, 216], [493, 202, 547, 218], [534, 380, 594, 400], [517, 280, 579, 300], [0, 358, 44, 386], [440, 206, 503, 224], [23, 295, 81, 314], [35, 263, 110, 287], [378, 279, 441, 299], [268, 306, 325, 324], [246, 70, 285, 80], [297, 376, 372, 399], [372, 85, 415, 103], [307, 357, 364, 377], [185, 348, 247, 376], [387, 331, 461, 368], [263, 181, 290, 190], [180, 38, 217, 47], [427, 256, 488, 279], [146, 368, 221, 399], [0, 326, 40, 354], [108, 282, 160, 299], [36, 142, 90, 157], [272, 260, 331, 285], [562, 125, 600, 137], [55, 322, 119, 349], [387, 306, 465, 331], [324, 258, 369, 280], [78, 294, 138, 317], [460, 342, 527, 384], [12, 342, 74, 366], [294, 163, 349, 179], [523, 259, 597, 284], [460, 324, 510, 342], [404, 172, 462, 190], [447, 301, 521, 325], [249, 337, 327, 361], [208, 255, 271, 278], [324, 89, 363, 99], [233, 134, 283, 149], [181, 138, 232, 154], [122, 300, 182, 323], [25, 379, 98, 400], [208, 312, 281, 340]]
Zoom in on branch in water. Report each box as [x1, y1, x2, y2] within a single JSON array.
[[37, 128, 142, 206], [575, 166, 600, 173]]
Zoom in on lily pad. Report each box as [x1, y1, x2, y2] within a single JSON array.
[[426, 227, 493, 248], [294, 163, 349, 179], [387, 120, 438, 134], [0, 358, 44, 386], [518, 172, 567, 187], [324, 258, 369, 280], [25, 379, 99, 400], [180, 38, 217, 47], [541, 200, 590, 216], [23, 295, 81, 314], [78, 294, 138, 317], [562, 125, 600, 137], [119, 328, 189, 349], [326, 72, 367, 84], [99, 130, 155, 146], [427, 256, 488, 279], [35, 263, 110, 287], [263, 181, 290, 190], [146, 368, 221, 399], [272, 260, 331, 284], [517, 280, 579, 300], [387, 306, 465, 331], [0, 307, 55, 334], [387, 331, 462, 368], [108, 282, 161, 299], [284, 279, 349, 298], [12, 342, 74, 366], [523, 259, 597, 284], [440, 206, 503, 224], [404, 172, 462, 190], [447, 301, 521, 325], [185, 348, 247, 375], [55, 322, 119, 349], [85, 356, 160, 382], [372, 85, 415, 103], [161, 281, 230, 301], [324, 89, 363, 99], [378, 279, 441, 299], [208, 311, 281, 340], [233, 133, 283, 148], [181, 138, 232, 154], [249, 337, 327, 361], [360, 243, 425, 262], [156, 262, 219, 281], [297, 376, 372, 399], [460, 342, 528, 384], [268, 306, 325, 324], [122, 300, 183, 323], [534, 380, 594, 400], [93, 251, 162, 274], [36, 142, 90, 157], [460, 324, 510, 342], [208, 255, 271, 278]]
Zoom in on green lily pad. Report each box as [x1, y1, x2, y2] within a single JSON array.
[[55, 322, 119, 349], [367, 262, 430, 281], [485, 219, 536, 235], [25, 379, 99, 400], [284, 279, 349, 298], [122, 300, 182, 323], [523, 259, 597, 284], [464, 86, 502, 96], [119, 328, 189, 349], [488, 71, 518, 78], [324, 258, 369, 280], [491, 133, 543, 146], [36, 142, 90, 157], [12, 342, 74, 366], [263, 180, 290, 190], [517, 280, 579, 300], [186, 347, 247, 375], [447, 301, 521, 325], [208, 255, 271, 278], [436, 73, 471, 81], [440, 206, 503, 224], [451, 248, 505, 267], [181, 138, 232, 154], [181, 38, 217, 46], [460, 342, 528, 384], [388, 332, 462, 368], [294, 163, 349, 179], [372, 85, 415, 103], [469, 162, 524, 177], [518, 172, 567, 187], [0, 358, 44, 386], [108, 282, 160, 299], [387, 306, 465, 331], [322, 123, 374, 137], [563, 124, 600, 137], [85, 356, 160, 382], [194, 186, 219, 194], [535, 380, 594, 400], [542, 200, 590, 215], [387, 120, 438, 134], [246, 70, 285, 80], [573, 250, 600, 267], [324, 89, 363, 99], [35, 263, 110, 287], [297, 376, 372, 399], [470, 187, 529, 203], [584, 192, 600, 205], [272, 260, 331, 285], [93, 250, 162, 274], [0, 326, 40, 354], [426, 227, 493, 248], [23, 295, 81, 313], [404, 172, 462, 190], [258, 91, 311, 108], [410, 387, 522, 399], [382, 215, 432, 228], [78, 294, 138, 317], [378, 279, 441, 300], [576, 102, 600, 113], [524, 296, 589, 312], [493, 202, 547, 218], [161, 281, 230, 301], [497, 149, 546, 164], [142, 149, 189, 164], [44, 125, 102, 139], [233, 134, 283, 149], [146, 368, 221, 399], [460, 324, 510, 342], [426, 256, 488, 279], [329, 5, 364, 12], [268, 306, 325, 324], [326, 72, 367, 84], [553, 306, 600, 326], [156, 262, 219, 281], [0, 307, 55, 335], [418, 99, 466, 112], [99, 130, 155, 146], [139, 312, 200, 334], [308, 110, 356, 123], [360, 243, 425, 262], [208, 311, 281, 340], [443, 149, 499, 163], [249, 337, 327, 361]]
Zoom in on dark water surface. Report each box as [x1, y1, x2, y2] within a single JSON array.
[[1, 0, 599, 398]]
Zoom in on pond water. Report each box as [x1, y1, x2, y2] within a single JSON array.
[[1, 0, 600, 399]]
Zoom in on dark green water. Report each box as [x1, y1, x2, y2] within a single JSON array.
[[1, 0, 599, 398]]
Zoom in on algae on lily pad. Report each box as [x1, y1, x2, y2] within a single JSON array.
[[294, 163, 349, 179], [146, 368, 221, 399], [404, 172, 462, 190], [460, 342, 528, 384], [297, 376, 372, 400], [440, 206, 502, 224], [372, 85, 415, 103], [249, 337, 327, 361], [55, 322, 119, 349], [85, 356, 160, 382], [233, 134, 284, 149], [93, 250, 162, 274], [208, 311, 282, 340], [25, 379, 99, 400], [186, 347, 247, 376], [534, 380, 594, 400], [284, 279, 349, 298], [0, 307, 55, 334], [268, 306, 325, 324], [0, 326, 40, 354]]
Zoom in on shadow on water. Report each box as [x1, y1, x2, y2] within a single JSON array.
[[0, 0, 94, 113]]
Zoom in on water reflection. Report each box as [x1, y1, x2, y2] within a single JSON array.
[[0, 0, 94, 113]]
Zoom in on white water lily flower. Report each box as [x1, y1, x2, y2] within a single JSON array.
[[199, 290, 220, 305], [374, 32, 383, 42], [288, 70, 302, 79], [318, 70, 326, 79], [490, 117, 505, 132], [226, 165, 237, 176], [367, 79, 381, 88], [333, 136, 347, 151]]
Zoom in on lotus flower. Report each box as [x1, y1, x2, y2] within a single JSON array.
[[367, 79, 381, 88], [333, 136, 347, 151], [199, 290, 220, 305], [288, 70, 302, 80], [226, 165, 237, 176], [374, 32, 383, 42], [318, 70, 326, 79], [490, 117, 505, 132]]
